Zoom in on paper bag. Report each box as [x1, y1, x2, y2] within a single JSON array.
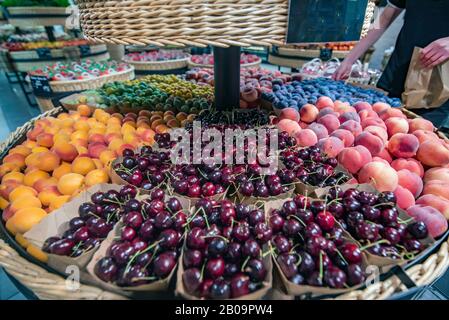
[[403, 47, 449, 109]]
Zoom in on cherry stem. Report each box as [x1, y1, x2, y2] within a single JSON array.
[[373, 202, 396, 208], [335, 248, 348, 265], [202, 235, 229, 243], [319, 250, 324, 280], [289, 214, 307, 228], [241, 256, 251, 272], [359, 239, 390, 251]]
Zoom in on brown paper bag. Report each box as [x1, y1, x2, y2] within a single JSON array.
[[403, 47, 449, 109]]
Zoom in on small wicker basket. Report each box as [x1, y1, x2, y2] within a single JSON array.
[[124, 56, 190, 71], [188, 57, 261, 69]]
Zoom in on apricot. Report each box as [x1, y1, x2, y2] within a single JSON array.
[[299, 104, 319, 123], [27, 244, 48, 263], [330, 129, 354, 147], [15, 233, 30, 249], [277, 119, 301, 136], [23, 170, 50, 187], [139, 129, 156, 144], [353, 101, 372, 112], [391, 158, 424, 178], [49, 195, 71, 211], [358, 162, 398, 192], [387, 133, 420, 158], [9, 145, 31, 157], [53, 141, 79, 162], [10, 195, 42, 214], [339, 120, 362, 137], [0, 163, 19, 178], [416, 194, 449, 220], [88, 142, 108, 159], [85, 169, 109, 187], [0, 196, 9, 210], [407, 205, 448, 238], [408, 118, 434, 133], [397, 169, 423, 198], [372, 102, 391, 115], [3, 153, 26, 169], [354, 132, 384, 156], [53, 132, 71, 144], [316, 96, 334, 110], [294, 129, 318, 147], [38, 186, 62, 207], [317, 137, 344, 158], [1, 171, 24, 184], [385, 117, 409, 137], [0, 180, 21, 200], [26, 125, 44, 141], [317, 114, 340, 133], [71, 156, 96, 176], [364, 126, 388, 144], [413, 130, 440, 144], [36, 133, 54, 148], [155, 124, 170, 134], [117, 144, 136, 157], [22, 139, 37, 149], [394, 186, 415, 210], [417, 140, 449, 167], [77, 104, 92, 117], [60, 117, 75, 128], [57, 173, 84, 196], [33, 177, 58, 193], [308, 123, 329, 140], [338, 146, 372, 174], [8, 207, 47, 234], [98, 150, 116, 167], [35, 151, 61, 172]]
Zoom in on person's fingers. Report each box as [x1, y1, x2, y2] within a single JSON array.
[[420, 47, 438, 64], [423, 52, 443, 68], [427, 55, 448, 68]]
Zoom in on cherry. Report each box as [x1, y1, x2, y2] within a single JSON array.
[[306, 236, 327, 256], [145, 199, 164, 217], [316, 211, 335, 231], [78, 202, 96, 219], [254, 223, 272, 244], [248, 209, 265, 226], [290, 274, 305, 285], [407, 221, 428, 239], [355, 221, 379, 241], [298, 251, 315, 276], [154, 211, 173, 229], [276, 253, 298, 279], [381, 208, 398, 227], [382, 227, 401, 245], [310, 201, 325, 214], [272, 234, 291, 253], [199, 279, 214, 298], [125, 265, 150, 287], [255, 184, 269, 197], [86, 217, 112, 237], [283, 219, 302, 237], [341, 243, 362, 264], [206, 257, 225, 279], [131, 238, 148, 252], [220, 207, 236, 226], [111, 242, 134, 266], [327, 202, 344, 219], [347, 264, 365, 286], [207, 238, 228, 257], [224, 263, 239, 277], [158, 229, 180, 249], [230, 274, 250, 298], [119, 185, 137, 200], [49, 238, 75, 256], [94, 257, 118, 282], [233, 223, 251, 242], [226, 242, 242, 261], [235, 204, 251, 220], [346, 211, 364, 229], [202, 182, 216, 197], [128, 170, 143, 186], [139, 220, 156, 240], [173, 211, 187, 231], [150, 188, 165, 201], [91, 192, 105, 204], [307, 271, 324, 287], [210, 279, 231, 299], [187, 227, 206, 249], [183, 250, 203, 268], [187, 175, 200, 186], [270, 214, 285, 233], [69, 217, 85, 231], [296, 209, 314, 224], [361, 205, 381, 221], [269, 182, 283, 196], [242, 239, 261, 258], [343, 198, 361, 212], [282, 201, 297, 216], [305, 222, 322, 238], [239, 181, 255, 197], [294, 194, 309, 209], [328, 227, 345, 246], [166, 197, 182, 213], [324, 266, 347, 289], [183, 268, 202, 293], [153, 252, 176, 277], [403, 239, 423, 252], [245, 259, 266, 282], [123, 211, 143, 230], [172, 180, 188, 194], [187, 184, 202, 198], [72, 226, 89, 242]]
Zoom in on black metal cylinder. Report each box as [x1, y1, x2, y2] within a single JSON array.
[[213, 46, 241, 111], [45, 26, 56, 42]]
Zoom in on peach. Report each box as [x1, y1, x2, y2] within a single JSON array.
[[53, 132, 71, 144], [7, 207, 47, 234], [380, 108, 406, 121], [1, 171, 24, 184], [397, 169, 423, 198], [279, 108, 300, 122], [353, 101, 372, 112], [339, 112, 360, 124], [99, 150, 117, 166], [35, 151, 61, 172], [77, 104, 92, 117], [339, 120, 362, 137], [338, 146, 372, 174], [416, 194, 449, 220], [71, 156, 96, 176], [406, 205, 448, 238], [413, 130, 440, 144], [9, 186, 37, 202], [354, 132, 384, 156], [31, 146, 49, 154], [71, 130, 88, 142], [387, 133, 419, 158], [88, 133, 106, 144], [291, 129, 315, 147], [36, 133, 54, 148], [358, 110, 379, 122], [85, 169, 109, 187], [417, 140, 449, 167], [22, 139, 37, 149], [334, 103, 354, 115], [23, 170, 49, 187], [408, 118, 434, 133], [57, 173, 84, 196], [316, 96, 334, 110], [394, 186, 415, 210], [361, 117, 387, 130], [372, 157, 390, 165], [38, 186, 62, 207], [391, 158, 424, 177], [317, 137, 344, 158], [53, 141, 78, 162], [49, 195, 71, 211], [3, 153, 26, 169], [317, 107, 338, 119], [330, 129, 355, 147], [307, 123, 329, 140], [277, 119, 301, 136], [358, 162, 398, 192], [372, 102, 391, 115], [423, 180, 449, 200], [377, 148, 393, 163], [364, 126, 388, 144], [299, 104, 319, 123], [74, 121, 90, 132], [9, 145, 31, 157], [424, 167, 449, 184], [317, 114, 340, 133], [88, 142, 108, 159], [140, 129, 156, 144], [60, 117, 75, 128], [385, 117, 409, 137], [26, 125, 44, 141]]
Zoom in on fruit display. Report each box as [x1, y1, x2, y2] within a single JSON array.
[[186, 109, 270, 129], [93, 190, 183, 287], [189, 53, 261, 67], [124, 50, 188, 62], [42, 185, 138, 257], [29, 60, 132, 81], [2, 0, 70, 7], [263, 78, 402, 109], [290, 42, 357, 51], [2, 39, 89, 52], [181, 200, 271, 299], [269, 195, 367, 289]]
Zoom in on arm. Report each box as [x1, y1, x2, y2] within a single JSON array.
[[333, 4, 404, 80], [420, 37, 449, 68]]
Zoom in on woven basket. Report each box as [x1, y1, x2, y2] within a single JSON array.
[[6, 6, 70, 27], [124, 56, 189, 71], [277, 47, 350, 60], [76, 0, 375, 48], [268, 53, 308, 69], [188, 57, 261, 69]]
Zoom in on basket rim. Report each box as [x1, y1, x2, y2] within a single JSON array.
[[123, 54, 190, 65]]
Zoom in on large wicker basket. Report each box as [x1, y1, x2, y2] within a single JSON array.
[[5, 6, 71, 27], [76, 0, 375, 48], [0, 106, 448, 300]]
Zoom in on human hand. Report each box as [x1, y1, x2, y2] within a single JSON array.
[[332, 59, 353, 80], [420, 37, 449, 68]]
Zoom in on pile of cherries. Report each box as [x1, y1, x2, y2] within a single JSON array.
[[236, 164, 294, 198], [182, 199, 271, 299], [42, 185, 138, 257], [185, 109, 271, 129], [323, 187, 429, 259], [113, 148, 171, 191], [154, 133, 177, 149], [281, 146, 350, 188], [270, 194, 367, 289], [94, 188, 184, 286], [169, 163, 233, 198]]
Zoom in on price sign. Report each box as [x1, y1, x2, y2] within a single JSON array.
[[79, 45, 91, 56], [36, 48, 52, 59], [286, 0, 370, 44], [30, 75, 53, 97]]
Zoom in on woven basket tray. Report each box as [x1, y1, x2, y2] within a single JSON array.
[[6, 6, 70, 27], [188, 57, 261, 69], [76, 0, 375, 48], [124, 56, 189, 71]]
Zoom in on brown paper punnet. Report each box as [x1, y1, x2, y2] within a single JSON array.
[[85, 221, 177, 298], [23, 184, 122, 276], [403, 47, 449, 109]]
